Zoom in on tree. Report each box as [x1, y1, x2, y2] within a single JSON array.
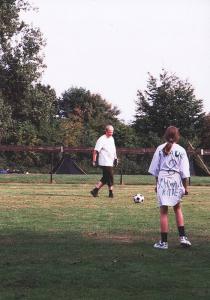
[[59, 87, 121, 146], [200, 113, 210, 148], [59, 115, 83, 147], [133, 70, 205, 144], [7, 84, 59, 145], [113, 123, 138, 148], [0, 0, 46, 121], [0, 1, 61, 170], [0, 91, 12, 143], [0, 1, 61, 146]]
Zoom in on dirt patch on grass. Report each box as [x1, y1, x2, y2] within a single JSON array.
[[0, 237, 16, 245], [84, 232, 139, 243]]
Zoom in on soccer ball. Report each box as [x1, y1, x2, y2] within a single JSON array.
[[133, 194, 144, 203]]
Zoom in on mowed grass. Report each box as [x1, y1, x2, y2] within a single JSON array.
[[1, 173, 210, 186], [0, 183, 210, 299]]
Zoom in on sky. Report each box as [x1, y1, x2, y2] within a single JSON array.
[[23, 0, 210, 123]]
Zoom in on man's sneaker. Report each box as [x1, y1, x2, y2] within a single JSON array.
[[109, 191, 114, 198], [153, 241, 168, 250], [180, 236, 191, 247], [90, 189, 98, 197]]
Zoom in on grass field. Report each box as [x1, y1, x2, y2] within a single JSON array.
[[0, 182, 210, 299], [1, 173, 210, 185]]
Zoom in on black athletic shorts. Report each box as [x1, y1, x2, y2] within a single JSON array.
[[100, 166, 114, 187]]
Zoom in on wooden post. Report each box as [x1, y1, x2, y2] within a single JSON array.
[[120, 155, 123, 185], [50, 152, 54, 183]]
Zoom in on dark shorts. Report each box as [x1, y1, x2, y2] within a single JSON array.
[[100, 166, 114, 187]]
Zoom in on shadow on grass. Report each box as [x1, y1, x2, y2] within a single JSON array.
[[18, 193, 81, 197], [0, 230, 210, 300]]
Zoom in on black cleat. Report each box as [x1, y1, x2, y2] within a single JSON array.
[[90, 189, 98, 197], [109, 191, 114, 198]]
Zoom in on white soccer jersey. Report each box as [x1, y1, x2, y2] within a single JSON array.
[[149, 143, 190, 207], [94, 134, 117, 167], [148, 143, 190, 179]]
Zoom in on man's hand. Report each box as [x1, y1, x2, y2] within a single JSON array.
[[113, 158, 118, 167], [92, 161, 97, 167]]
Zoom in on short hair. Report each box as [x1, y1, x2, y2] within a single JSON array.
[[105, 125, 114, 131]]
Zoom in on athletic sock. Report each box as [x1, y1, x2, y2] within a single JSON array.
[[178, 226, 185, 237], [161, 232, 168, 243]]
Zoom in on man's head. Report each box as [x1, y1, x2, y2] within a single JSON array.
[[105, 125, 114, 137]]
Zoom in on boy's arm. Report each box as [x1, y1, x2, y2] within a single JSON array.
[[155, 177, 158, 193], [182, 178, 188, 195]]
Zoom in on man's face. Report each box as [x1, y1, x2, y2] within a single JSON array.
[[106, 128, 114, 137]]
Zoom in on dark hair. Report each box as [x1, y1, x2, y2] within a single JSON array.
[[163, 126, 180, 155]]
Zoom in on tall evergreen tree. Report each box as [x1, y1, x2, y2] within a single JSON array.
[[133, 70, 205, 144]]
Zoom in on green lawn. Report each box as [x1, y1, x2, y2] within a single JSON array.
[[0, 183, 210, 299], [0, 173, 210, 185]]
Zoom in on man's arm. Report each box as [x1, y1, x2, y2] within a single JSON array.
[[92, 150, 98, 167]]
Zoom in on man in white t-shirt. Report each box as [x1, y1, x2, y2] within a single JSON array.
[[90, 125, 118, 198]]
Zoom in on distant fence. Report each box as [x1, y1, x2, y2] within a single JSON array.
[[0, 145, 209, 183], [1, 144, 209, 155]]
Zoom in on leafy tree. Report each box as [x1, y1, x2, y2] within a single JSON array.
[[0, 0, 46, 120], [8, 84, 59, 145], [0, 1, 61, 170], [59, 115, 83, 147], [59, 87, 121, 146], [133, 70, 205, 144], [114, 123, 138, 148], [0, 91, 12, 143], [0, 1, 60, 146], [200, 113, 210, 148]]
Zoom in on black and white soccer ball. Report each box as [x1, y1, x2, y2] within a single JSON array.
[[133, 193, 144, 203]]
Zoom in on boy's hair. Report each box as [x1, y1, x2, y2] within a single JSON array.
[[163, 126, 180, 155]]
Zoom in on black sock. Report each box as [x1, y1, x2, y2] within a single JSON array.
[[178, 226, 185, 237], [161, 232, 168, 243]]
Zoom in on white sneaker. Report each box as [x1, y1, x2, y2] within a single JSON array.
[[153, 241, 168, 250], [180, 236, 191, 247]]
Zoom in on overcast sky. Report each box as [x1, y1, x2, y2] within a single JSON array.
[[24, 0, 210, 123]]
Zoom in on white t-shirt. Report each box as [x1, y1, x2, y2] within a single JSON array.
[[94, 134, 117, 166], [148, 143, 190, 179]]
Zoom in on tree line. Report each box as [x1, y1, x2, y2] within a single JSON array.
[[0, 0, 209, 173]]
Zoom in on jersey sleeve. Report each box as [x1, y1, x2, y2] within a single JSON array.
[[148, 147, 161, 177], [113, 140, 117, 159], [94, 136, 103, 152], [179, 150, 190, 178]]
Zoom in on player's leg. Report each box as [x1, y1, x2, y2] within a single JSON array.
[[154, 205, 168, 249], [173, 203, 191, 247], [90, 167, 105, 197], [105, 167, 114, 198]]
